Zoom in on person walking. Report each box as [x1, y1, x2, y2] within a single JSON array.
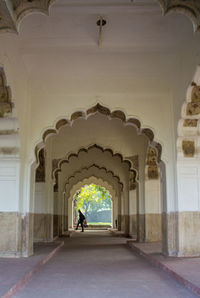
[[75, 209, 86, 232]]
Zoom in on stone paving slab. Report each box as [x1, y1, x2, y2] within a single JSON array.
[[13, 231, 197, 298], [127, 241, 200, 297], [0, 241, 63, 298]]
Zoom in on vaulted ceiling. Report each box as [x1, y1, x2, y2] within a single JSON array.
[[0, 0, 200, 33]]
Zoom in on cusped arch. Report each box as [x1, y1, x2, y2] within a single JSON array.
[[69, 177, 116, 203], [64, 165, 123, 200], [65, 164, 123, 191], [35, 103, 162, 167], [53, 144, 134, 179]]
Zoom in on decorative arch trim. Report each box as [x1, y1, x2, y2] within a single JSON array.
[[53, 143, 137, 179], [64, 164, 124, 191], [69, 177, 116, 202], [35, 103, 162, 165]]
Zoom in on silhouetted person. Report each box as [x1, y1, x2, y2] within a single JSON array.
[[75, 210, 85, 232]]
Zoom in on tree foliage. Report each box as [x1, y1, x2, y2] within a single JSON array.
[[74, 184, 111, 218]]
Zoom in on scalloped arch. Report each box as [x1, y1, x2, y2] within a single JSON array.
[[64, 164, 124, 191], [53, 143, 135, 179], [35, 103, 162, 166], [69, 177, 116, 202]]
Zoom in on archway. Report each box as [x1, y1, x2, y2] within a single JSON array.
[[31, 103, 166, 258], [73, 183, 113, 230]]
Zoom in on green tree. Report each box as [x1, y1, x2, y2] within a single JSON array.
[[74, 184, 111, 218]]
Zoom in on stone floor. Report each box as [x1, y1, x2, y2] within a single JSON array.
[[129, 241, 200, 296], [0, 242, 61, 297], [1, 231, 196, 298]]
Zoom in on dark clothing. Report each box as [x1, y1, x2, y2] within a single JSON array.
[[76, 219, 84, 232], [79, 212, 85, 222], [76, 211, 85, 232]]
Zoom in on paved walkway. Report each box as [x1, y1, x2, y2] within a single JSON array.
[[0, 242, 62, 298], [11, 231, 196, 298], [128, 241, 200, 296]]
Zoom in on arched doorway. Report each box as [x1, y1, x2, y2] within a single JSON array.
[[73, 183, 113, 230], [31, 103, 165, 257]]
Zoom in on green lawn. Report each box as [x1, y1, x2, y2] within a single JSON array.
[[87, 222, 112, 225]]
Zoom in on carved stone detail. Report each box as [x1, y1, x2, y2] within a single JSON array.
[[155, 143, 162, 162], [186, 102, 200, 116], [146, 148, 157, 166], [191, 84, 200, 102], [86, 103, 110, 116], [0, 1, 17, 33], [146, 147, 159, 179], [142, 128, 154, 142], [182, 140, 195, 157], [110, 110, 126, 122], [127, 118, 141, 129], [148, 165, 159, 180], [71, 111, 84, 121], [56, 119, 69, 130], [0, 0, 53, 33], [36, 149, 45, 182], [129, 170, 137, 190], [157, 0, 200, 31], [127, 155, 139, 170], [183, 119, 198, 127], [0, 68, 12, 117]]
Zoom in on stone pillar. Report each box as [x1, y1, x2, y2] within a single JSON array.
[[112, 197, 118, 228], [57, 173, 63, 236], [53, 191, 59, 238], [117, 191, 122, 231], [34, 182, 50, 242], [144, 173, 162, 242], [68, 196, 73, 229], [137, 155, 146, 242], [124, 183, 130, 236], [129, 188, 137, 237], [63, 192, 68, 231], [44, 141, 54, 241], [0, 157, 21, 257], [177, 160, 200, 256]]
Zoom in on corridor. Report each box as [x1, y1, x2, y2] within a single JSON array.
[[14, 232, 196, 298]]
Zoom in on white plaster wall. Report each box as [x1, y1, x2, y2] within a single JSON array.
[[129, 189, 137, 215], [34, 182, 46, 214], [177, 160, 200, 212], [145, 179, 161, 214], [0, 159, 20, 212], [54, 192, 58, 215]]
